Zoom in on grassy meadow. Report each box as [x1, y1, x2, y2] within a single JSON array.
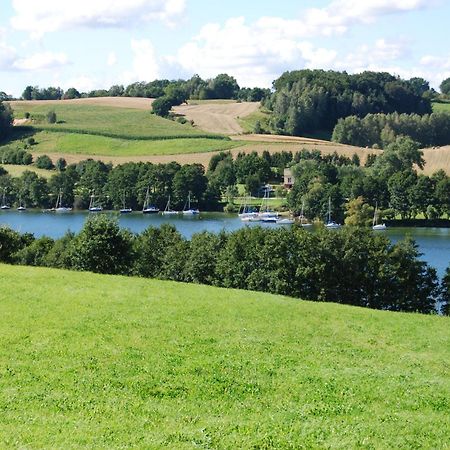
[[0, 163, 54, 178], [4, 102, 242, 159], [0, 264, 449, 448], [432, 101, 450, 113], [19, 131, 243, 157]]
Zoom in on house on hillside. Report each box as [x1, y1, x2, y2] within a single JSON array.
[[284, 168, 295, 188]]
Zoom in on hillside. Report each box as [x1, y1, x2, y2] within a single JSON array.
[[1, 98, 448, 174], [0, 264, 448, 448]]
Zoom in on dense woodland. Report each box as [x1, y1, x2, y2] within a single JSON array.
[[0, 215, 448, 315]]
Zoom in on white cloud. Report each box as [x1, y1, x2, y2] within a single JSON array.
[[64, 75, 98, 92], [107, 51, 117, 66], [0, 42, 16, 70], [301, 0, 430, 35], [121, 39, 160, 83], [172, 17, 338, 88], [12, 51, 68, 71], [11, 0, 186, 38]]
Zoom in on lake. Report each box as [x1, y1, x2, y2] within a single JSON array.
[[1, 210, 449, 277]]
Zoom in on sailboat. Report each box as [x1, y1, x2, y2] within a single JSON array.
[[258, 190, 278, 222], [17, 195, 26, 211], [238, 196, 258, 221], [372, 202, 387, 230], [1, 188, 10, 210], [55, 188, 72, 212], [325, 197, 341, 229], [120, 190, 132, 214], [89, 190, 103, 212], [161, 195, 178, 215], [142, 187, 159, 214], [182, 191, 199, 215], [299, 199, 312, 228]]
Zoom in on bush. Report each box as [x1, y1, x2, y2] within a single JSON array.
[[47, 111, 57, 124], [35, 155, 54, 170], [24, 112, 30, 119]]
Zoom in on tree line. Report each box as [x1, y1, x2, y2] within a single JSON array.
[[332, 111, 450, 148], [0, 138, 449, 222], [20, 74, 270, 104], [0, 151, 290, 211], [265, 69, 433, 136], [0, 215, 448, 315], [287, 137, 450, 222]]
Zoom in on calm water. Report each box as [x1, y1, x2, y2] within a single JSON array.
[[1, 210, 449, 277]]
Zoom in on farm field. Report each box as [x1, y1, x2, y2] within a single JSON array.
[[0, 164, 54, 179], [173, 101, 260, 134], [14, 131, 243, 157], [0, 264, 449, 448], [9, 102, 215, 139]]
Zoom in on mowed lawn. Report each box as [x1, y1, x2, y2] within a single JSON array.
[[0, 264, 449, 448]]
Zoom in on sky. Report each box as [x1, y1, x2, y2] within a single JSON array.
[[0, 0, 449, 97]]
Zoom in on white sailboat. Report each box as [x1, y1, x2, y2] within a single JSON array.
[[238, 196, 258, 221], [325, 197, 341, 229], [299, 199, 312, 228], [161, 195, 178, 215], [1, 188, 10, 210], [142, 187, 159, 214], [258, 190, 278, 222], [120, 190, 132, 214], [89, 190, 102, 212], [182, 192, 199, 215], [372, 202, 387, 230], [17, 195, 26, 211], [55, 188, 72, 212]]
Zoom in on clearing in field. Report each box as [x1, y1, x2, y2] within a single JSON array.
[[0, 264, 448, 448]]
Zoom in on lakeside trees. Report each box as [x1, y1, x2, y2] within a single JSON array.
[[0, 216, 444, 314]]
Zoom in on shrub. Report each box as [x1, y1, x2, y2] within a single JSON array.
[[47, 111, 57, 124], [35, 155, 54, 170]]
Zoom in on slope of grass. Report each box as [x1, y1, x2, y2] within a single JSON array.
[[432, 101, 450, 113], [237, 108, 272, 133], [0, 264, 448, 448], [11, 103, 219, 139], [13, 131, 243, 157], [0, 164, 54, 178]]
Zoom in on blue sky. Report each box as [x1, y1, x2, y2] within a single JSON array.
[[0, 0, 449, 97]]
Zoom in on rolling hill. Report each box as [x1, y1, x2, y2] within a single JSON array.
[[0, 264, 449, 448], [1, 98, 448, 174]]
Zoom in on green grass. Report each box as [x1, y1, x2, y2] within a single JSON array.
[[237, 108, 272, 133], [0, 164, 54, 178], [12, 103, 218, 139], [432, 101, 450, 113], [1, 264, 449, 448], [4, 103, 243, 158], [11, 131, 243, 157]]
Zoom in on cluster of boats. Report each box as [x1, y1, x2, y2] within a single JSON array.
[[0, 188, 201, 216], [238, 195, 387, 230]]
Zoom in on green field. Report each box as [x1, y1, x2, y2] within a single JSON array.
[[237, 108, 272, 133], [16, 131, 243, 157], [1, 264, 448, 448], [11, 103, 215, 139], [432, 101, 450, 113], [5, 103, 241, 158], [0, 163, 54, 178]]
